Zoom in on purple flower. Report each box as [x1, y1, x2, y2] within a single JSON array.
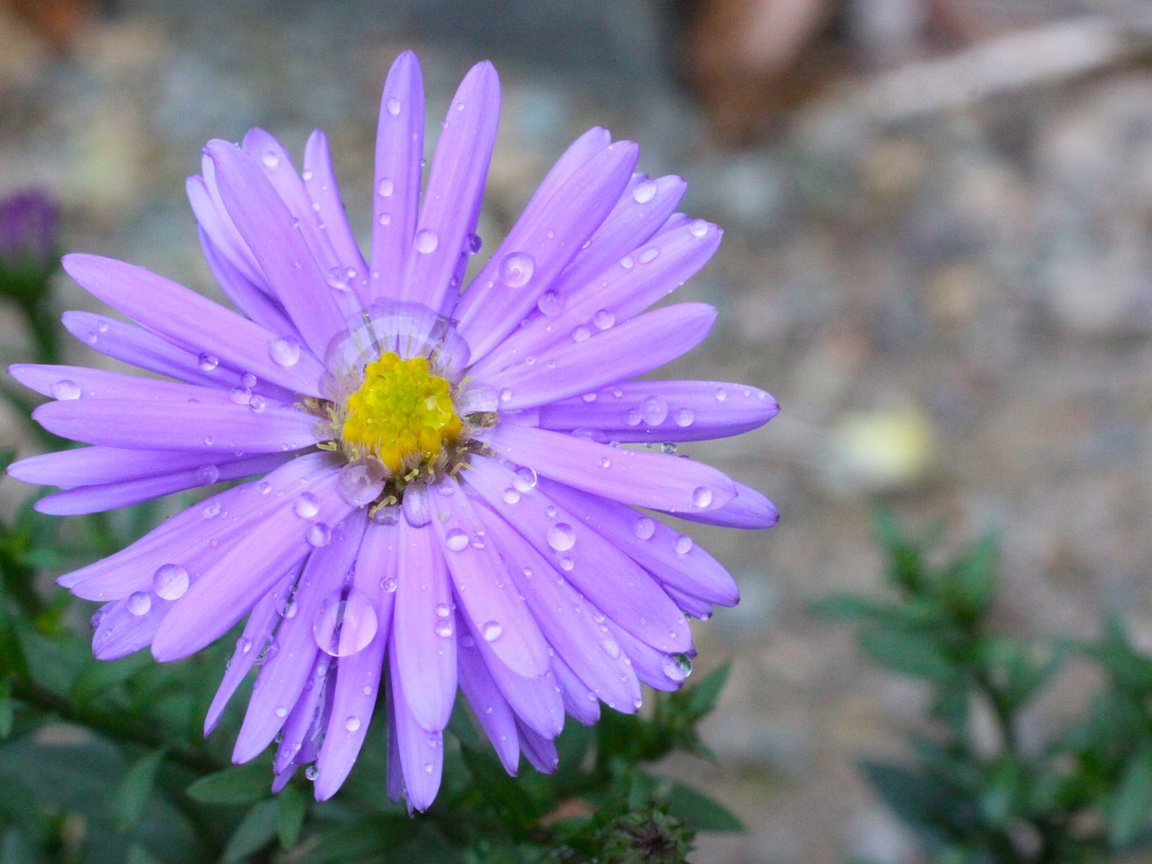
[[0, 188, 60, 295], [7, 52, 778, 806]]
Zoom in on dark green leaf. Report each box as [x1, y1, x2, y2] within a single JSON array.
[[186, 761, 271, 805], [115, 749, 167, 831], [0, 682, 12, 739], [862, 762, 955, 845], [686, 661, 731, 716], [664, 782, 742, 832], [70, 652, 152, 704], [858, 628, 954, 680], [1108, 746, 1152, 848], [221, 799, 278, 862]]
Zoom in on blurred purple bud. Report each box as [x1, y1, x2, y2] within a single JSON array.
[[0, 189, 60, 269]]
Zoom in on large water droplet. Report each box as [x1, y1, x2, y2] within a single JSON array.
[[445, 528, 469, 552], [307, 523, 332, 547], [52, 379, 81, 400], [196, 464, 220, 485], [662, 652, 693, 683], [413, 229, 439, 254], [674, 535, 693, 555], [641, 395, 669, 425], [593, 309, 615, 330], [512, 466, 538, 493], [434, 619, 454, 638], [270, 336, 301, 367], [571, 326, 591, 343], [632, 517, 656, 540], [385, 97, 401, 116], [198, 353, 219, 372], [344, 716, 361, 732], [325, 266, 352, 292], [481, 621, 503, 642], [294, 492, 319, 519], [547, 523, 576, 552], [305, 765, 319, 781], [689, 218, 709, 238], [692, 486, 713, 508], [674, 407, 695, 427], [338, 461, 386, 508], [599, 637, 622, 659], [127, 591, 152, 616], [261, 150, 280, 168], [632, 179, 658, 204], [377, 177, 395, 197], [638, 247, 661, 265], [500, 252, 535, 288], [313, 588, 379, 657], [153, 564, 189, 600]]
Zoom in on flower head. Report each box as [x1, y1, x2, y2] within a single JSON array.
[[0, 188, 60, 301], [7, 52, 779, 806]]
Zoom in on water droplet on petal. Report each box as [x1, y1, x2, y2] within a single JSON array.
[[547, 523, 576, 552], [633, 517, 656, 540], [624, 409, 642, 427], [481, 621, 503, 642], [689, 218, 709, 238], [536, 291, 560, 316], [229, 385, 251, 405], [258, 481, 272, 495], [307, 523, 332, 547], [270, 336, 301, 367], [377, 177, 395, 197], [202, 501, 221, 518], [380, 574, 398, 593], [52, 379, 81, 400], [414, 229, 439, 254], [127, 591, 151, 616], [378, 212, 392, 226], [599, 637, 621, 658], [294, 492, 319, 519], [593, 309, 615, 330], [153, 564, 189, 600], [275, 705, 288, 718], [198, 353, 219, 372], [674, 407, 695, 427], [512, 466, 538, 493], [314, 588, 379, 657], [338, 461, 386, 508], [344, 716, 361, 732], [502, 487, 521, 505], [466, 232, 483, 253], [692, 487, 714, 508], [261, 150, 280, 168], [423, 762, 434, 774], [305, 765, 319, 781], [571, 326, 591, 343], [674, 535, 693, 555], [434, 619, 454, 638], [642, 395, 668, 425], [638, 247, 660, 265], [500, 252, 535, 288], [632, 179, 658, 203], [196, 465, 220, 485], [385, 97, 401, 116], [325, 266, 352, 292], [662, 652, 693, 682], [445, 528, 469, 552], [714, 388, 728, 402]]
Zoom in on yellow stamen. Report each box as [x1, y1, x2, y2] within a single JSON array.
[[341, 352, 462, 474]]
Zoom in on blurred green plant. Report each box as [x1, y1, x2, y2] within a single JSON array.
[[817, 513, 1152, 864]]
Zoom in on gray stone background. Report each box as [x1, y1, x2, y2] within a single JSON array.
[[2, 0, 1151, 861]]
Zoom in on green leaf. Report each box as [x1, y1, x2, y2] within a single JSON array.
[[809, 594, 885, 621], [858, 628, 954, 680], [185, 762, 271, 805], [1108, 746, 1152, 848], [862, 762, 955, 845], [664, 782, 742, 832], [276, 783, 307, 850], [115, 749, 167, 832], [686, 661, 731, 716], [70, 652, 152, 704], [942, 534, 998, 619], [303, 817, 407, 863], [0, 682, 12, 739], [221, 800, 279, 862], [123, 842, 163, 864]]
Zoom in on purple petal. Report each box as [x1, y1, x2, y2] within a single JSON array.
[[91, 595, 167, 660], [187, 170, 263, 286], [455, 141, 640, 359], [35, 453, 292, 515], [11, 445, 262, 488], [62, 254, 326, 396], [536, 380, 778, 443], [152, 470, 354, 663], [482, 303, 717, 410], [471, 221, 721, 378], [10, 363, 277, 405], [550, 655, 601, 725], [516, 721, 560, 774], [669, 481, 780, 530], [476, 503, 641, 712], [456, 613, 521, 774], [427, 479, 550, 679], [482, 423, 735, 515], [462, 457, 692, 654], [205, 141, 350, 358], [540, 479, 740, 606], [370, 51, 425, 300], [273, 652, 333, 774], [204, 572, 296, 734], [197, 225, 295, 335], [33, 399, 318, 453], [604, 621, 683, 692], [516, 127, 612, 218], [392, 519, 457, 731], [303, 130, 371, 306], [401, 61, 499, 315], [229, 512, 367, 760], [312, 522, 397, 800], [388, 647, 444, 812]]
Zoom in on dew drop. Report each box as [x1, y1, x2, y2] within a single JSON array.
[[445, 528, 469, 552], [641, 395, 669, 425], [714, 388, 728, 402], [325, 266, 352, 292], [229, 385, 251, 405], [571, 326, 591, 343], [313, 588, 378, 657], [261, 150, 280, 168], [559, 556, 575, 572], [197, 353, 219, 372], [52, 379, 81, 400], [237, 636, 252, 654], [512, 466, 538, 493], [377, 177, 395, 197], [153, 564, 189, 600], [344, 716, 361, 732], [499, 387, 513, 403], [127, 591, 152, 616], [466, 232, 483, 253], [547, 523, 576, 552], [633, 517, 656, 540], [294, 492, 319, 519], [270, 336, 301, 367], [500, 252, 535, 287], [275, 705, 288, 718], [258, 481, 272, 495], [593, 309, 615, 330], [599, 637, 621, 659], [481, 620, 503, 642], [414, 229, 439, 254], [307, 523, 332, 547], [378, 212, 392, 226], [689, 218, 709, 238], [620, 256, 634, 270], [692, 486, 714, 508], [536, 291, 561, 316], [599, 456, 611, 469], [202, 501, 221, 518], [662, 652, 693, 682], [338, 461, 386, 508], [434, 619, 454, 638], [305, 766, 319, 781], [674, 407, 695, 427], [423, 763, 434, 774], [385, 97, 401, 116], [638, 247, 661, 265], [380, 574, 398, 593], [624, 409, 642, 427], [632, 179, 658, 204], [674, 535, 694, 555], [502, 487, 521, 505], [196, 464, 220, 484]]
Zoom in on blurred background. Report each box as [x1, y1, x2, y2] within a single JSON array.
[[2, 0, 1152, 861]]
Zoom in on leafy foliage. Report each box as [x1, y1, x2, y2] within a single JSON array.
[[817, 513, 1152, 863]]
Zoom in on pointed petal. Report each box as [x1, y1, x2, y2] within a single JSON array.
[[197, 225, 295, 335], [388, 647, 444, 812], [455, 619, 520, 774], [370, 51, 425, 300], [303, 129, 371, 305], [669, 481, 780, 530]]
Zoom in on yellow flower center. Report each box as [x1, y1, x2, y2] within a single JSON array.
[[341, 352, 462, 474]]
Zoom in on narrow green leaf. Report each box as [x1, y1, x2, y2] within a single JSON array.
[[664, 782, 743, 832], [221, 800, 279, 862], [686, 661, 731, 716], [276, 784, 307, 850], [0, 682, 12, 739], [858, 628, 954, 680], [186, 762, 270, 805], [1109, 746, 1152, 848], [115, 749, 167, 832], [809, 594, 885, 621], [70, 653, 152, 704]]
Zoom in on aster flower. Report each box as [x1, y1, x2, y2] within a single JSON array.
[[7, 52, 779, 807]]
